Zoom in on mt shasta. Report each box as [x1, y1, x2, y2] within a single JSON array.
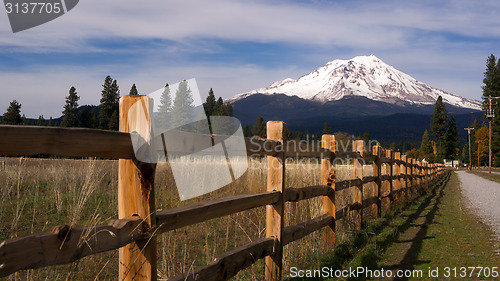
[[230, 55, 481, 110], [228, 55, 482, 144]]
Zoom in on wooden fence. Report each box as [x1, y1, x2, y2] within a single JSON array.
[[0, 95, 445, 280]]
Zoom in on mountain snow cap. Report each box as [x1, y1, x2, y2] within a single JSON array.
[[229, 55, 481, 110]]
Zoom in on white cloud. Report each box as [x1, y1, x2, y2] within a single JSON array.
[[2, 0, 498, 50]]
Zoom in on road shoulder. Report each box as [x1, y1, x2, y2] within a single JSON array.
[[377, 171, 500, 280]]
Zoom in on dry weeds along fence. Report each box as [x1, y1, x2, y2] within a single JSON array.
[[0, 95, 445, 281]]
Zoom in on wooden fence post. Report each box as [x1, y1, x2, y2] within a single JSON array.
[[352, 140, 364, 230], [401, 155, 407, 203], [372, 145, 382, 218], [118, 95, 157, 281], [265, 121, 285, 281], [385, 150, 393, 211], [424, 163, 429, 190], [408, 158, 415, 199], [394, 152, 401, 204], [416, 161, 422, 191], [321, 135, 336, 249], [417, 161, 421, 192]]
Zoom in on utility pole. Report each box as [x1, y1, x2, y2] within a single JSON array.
[[490, 100, 493, 174], [483, 96, 500, 174], [465, 127, 474, 170]]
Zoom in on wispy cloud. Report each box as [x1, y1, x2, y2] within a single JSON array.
[[2, 0, 498, 49]]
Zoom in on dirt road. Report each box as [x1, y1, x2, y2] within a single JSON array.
[[457, 170, 500, 250]]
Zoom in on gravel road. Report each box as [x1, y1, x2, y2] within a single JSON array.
[[457, 170, 500, 250]]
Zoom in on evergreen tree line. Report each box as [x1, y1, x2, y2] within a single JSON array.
[[243, 117, 419, 154], [1, 78, 233, 132], [243, 116, 322, 141], [406, 96, 460, 163]]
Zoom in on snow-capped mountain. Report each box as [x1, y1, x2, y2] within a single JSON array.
[[230, 55, 481, 110]]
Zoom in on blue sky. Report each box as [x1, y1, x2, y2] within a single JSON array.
[[1, 0, 500, 118]]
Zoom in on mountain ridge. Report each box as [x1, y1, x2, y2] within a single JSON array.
[[229, 55, 481, 110], [230, 93, 482, 144]]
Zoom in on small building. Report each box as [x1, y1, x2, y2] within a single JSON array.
[[444, 159, 460, 168]]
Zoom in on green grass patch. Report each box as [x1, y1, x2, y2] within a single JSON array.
[[468, 170, 500, 184], [284, 173, 452, 280], [377, 171, 500, 280]]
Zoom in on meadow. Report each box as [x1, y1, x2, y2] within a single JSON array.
[[0, 156, 379, 280]]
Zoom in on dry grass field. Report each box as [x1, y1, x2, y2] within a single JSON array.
[[0, 156, 381, 280]]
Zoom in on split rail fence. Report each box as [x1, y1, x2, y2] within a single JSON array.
[[0, 95, 445, 280]]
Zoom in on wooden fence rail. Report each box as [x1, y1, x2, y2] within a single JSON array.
[[0, 95, 446, 280]]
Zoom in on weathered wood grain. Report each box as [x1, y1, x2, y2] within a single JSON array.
[[283, 214, 333, 245], [265, 121, 285, 281], [156, 192, 280, 233], [372, 145, 382, 218], [0, 216, 146, 278], [0, 125, 135, 159], [320, 135, 336, 249], [335, 178, 363, 192], [285, 185, 331, 202], [168, 237, 276, 281], [352, 140, 364, 231], [118, 95, 157, 281]]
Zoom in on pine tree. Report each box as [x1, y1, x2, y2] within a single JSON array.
[[108, 110, 119, 131], [243, 124, 252, 137], [37, 115, 46, 126], [157, 83, 172, 129], [171, 80, 194, 129], [215, 97, 233, 116], [322, 122, 331, 135], [98, 76, 120, 130], [430, 96, 448, 153], [251, 116, 266, 138], [61, 86, 80, 127], [420, 130, 433, 156], [205, 88, 216, 116], [223, 102, 233, 116], [47, 117, 54, 127], [214, 97, 224, 115], [444, 115, 459, 159], [78, 107, 92, 128], [129, 83, 138, 95], [481, 54, 500, 103], [362, 130, 371, 149], [90, 109, 99, 128], [202, 88, 233, 118], [2, 100, 22, 125], [21, 114, 28, 125], [482, 54, 500, 165]]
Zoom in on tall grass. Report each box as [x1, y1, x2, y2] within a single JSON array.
[[0, 157, 119, 280], [0, 156, 383, 280]]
